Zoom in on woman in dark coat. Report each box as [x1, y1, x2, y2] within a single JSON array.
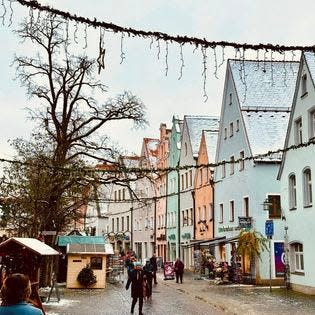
[[143, 261, 153, 299], [174, 258, 184, 284], [125, 263, 144, 315]]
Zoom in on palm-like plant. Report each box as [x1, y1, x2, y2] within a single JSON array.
[[236, 229, 269, 260]]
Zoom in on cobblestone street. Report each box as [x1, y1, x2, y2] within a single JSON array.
[[43, 271, 315, 315]]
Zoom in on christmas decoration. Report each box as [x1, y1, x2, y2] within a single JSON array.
[[77, 265, 97, 287]]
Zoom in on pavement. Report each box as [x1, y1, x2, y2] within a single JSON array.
[[42, 270, 315, 315]]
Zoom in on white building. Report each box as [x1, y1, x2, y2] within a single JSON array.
[[179, 115, 219, 269], [278, 52, 315, 294], [214, 59, 299, 283]]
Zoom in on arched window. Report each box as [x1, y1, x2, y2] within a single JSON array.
[[303, 168, 312, 207], [288, 174, 297, 209]]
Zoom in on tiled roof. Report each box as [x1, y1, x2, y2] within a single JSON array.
[[203, 130, 219, 164], [304, 52, 315, 86], [185, 116, 219, 157], [230, 60, 299, 109], [242, 110, 291, 159], [229, 59, 299, 158]]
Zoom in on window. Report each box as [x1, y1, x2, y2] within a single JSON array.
[[222, 161, 226, 178], [189, 170, 193, 187], [114, 191, 117, 201], [209, 203, 213, 221], [203, 205, 206, 221], [239, 151, 244, 171], [189, 208, 193, 225], [229, 122, 234, 137], [199, 168, 203, 186], [295, 118, 303, 144], [139, 219, 142, 231], [310, 109, 315, 139], [244, 197, 249, 217], [181, 174, 184, 190], [198, 207, 201, 222], [185, 172, 188, 189], [229, 200, 234, 222], [230, 156, 235, 175], [289, 174, 297, 209], [303, 168, 312, 207], [118, 190, 121, 201], [122, 188, 126, 200], [219, 204, 224, 223], [182, 210, 185, 227], [229, 93, 232, 105], [184, 142, 187, 156], [301, 74, 307, 96], [111, 218, 114, 232], [224, 128, 227, 140], [267, 195, 281, 219], [291, 243, 304, 272], [90, 257, 103, 270], [116, 217, 119, 231], [236, 119, 240, 132], [122, 217, 125, 231], [127, 216, 130, 231]]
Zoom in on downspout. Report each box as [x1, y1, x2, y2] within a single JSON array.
[[165, 171, 168, 260], [177, 162, 181, 259]]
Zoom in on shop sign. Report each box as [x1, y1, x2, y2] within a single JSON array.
[[238, 217, 252, 229], [168, 234, 176, 240], [218, 225, 241, 233], [181, 233, 191, 239]]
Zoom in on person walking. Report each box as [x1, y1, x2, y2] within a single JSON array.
[[0, 273, 44, 315], [125, 262, 144, 315], [143, 261, 153, 299], [149, 253, 158, 285], [174, 258, 184, 284]]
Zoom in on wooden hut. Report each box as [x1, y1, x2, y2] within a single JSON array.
[[0, 237, 59, 314], [57, 236, 113, 289]]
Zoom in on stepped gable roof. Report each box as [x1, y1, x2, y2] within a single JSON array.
[[203, 129, 219, 165], [229, 59, 299, 160], [142, 137, 159, 166], [304, 52, 315, 86], [185, 115, 219, 157]]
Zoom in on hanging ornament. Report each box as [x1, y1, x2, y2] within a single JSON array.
[[97, 28, 106, 74]]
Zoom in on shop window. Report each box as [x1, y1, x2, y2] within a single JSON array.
[[267, 195, 281, 219], [289, 174, 297, 209], [90, 257, 103, 270], [303, 168, 312, 207]]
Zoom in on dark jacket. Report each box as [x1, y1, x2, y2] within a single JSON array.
[[149, 256, 158, 271], [125, 269, 144, 298], [174, 260, 184, 274]]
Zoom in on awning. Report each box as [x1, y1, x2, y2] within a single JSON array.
[[186, 236, 239, 248]]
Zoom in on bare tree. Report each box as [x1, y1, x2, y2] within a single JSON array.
[[1, 14, 147, 238]]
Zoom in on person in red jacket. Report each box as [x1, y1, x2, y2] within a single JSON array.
[[174, 258, 184, 284]]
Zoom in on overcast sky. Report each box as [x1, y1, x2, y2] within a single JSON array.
[[1, 0, 315, 159]]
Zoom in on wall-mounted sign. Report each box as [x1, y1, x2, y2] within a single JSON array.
[[265, 220, 274, 237], [181, 233, 191, 239], [218, 226, 241, 233], [238, 217, 252, 229]]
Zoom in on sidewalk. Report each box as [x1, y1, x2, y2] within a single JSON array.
[[157, 271, 315, 315]]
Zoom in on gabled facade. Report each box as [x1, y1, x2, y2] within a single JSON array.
[[194, 129, 218, 246], [132, 138, 159, 261], [155, 123, 171, 262], [166, 115, 183, 261], [214, 59, 299, 283], [179, 115, 219, 268], [278, 52, 315, 294]]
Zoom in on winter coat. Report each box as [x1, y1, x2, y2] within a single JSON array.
[[149, 256, 158, 271], [125, 269, 144, 298], [174, 260, 184, 274]]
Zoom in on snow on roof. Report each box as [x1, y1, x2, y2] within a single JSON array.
[[242, 111, 291, 159], [203, 130, 219, 164], [230, 60, 299, 109], [185, 116, 219, 156], [143, 138, 159, 166], [229, 59, 299, 159], [0, 237, 59, 256], [57, 235, 105, 247], [304, 52, 315, 85]]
